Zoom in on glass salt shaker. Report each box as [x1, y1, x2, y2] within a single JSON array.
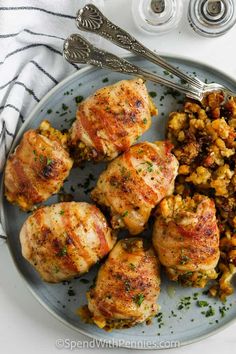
[[188, 0, 236, 37], [132, 0, 183, 35]]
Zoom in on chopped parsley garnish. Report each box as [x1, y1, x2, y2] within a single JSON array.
[[59, 210, 65, 215], [62, 103, 68, 111], [155, 312, 164, 328], [79, 278, 90, 284], [202, 290, 209, 295], [145, 161, 153, 172], [67, 117, 76, 124], [129, 263, 136, 270], [77, 173, 96, 194], [178, 296, 191, 310], [109, 177, 119, 187], [160, 95, 165, 102], [59, 112, 67, 117], [47, 109, 52, 114], [33, 150, 37, 161], [149, 91, 157, 98], [197, 300, 209, 308], [146, 161, 153, 167], [75, 95, 84, 104], [219, 306, 228, 318], [53, 266, 60, 273], [133, 293, 145, 306], [201, 307, 215, 317], [121, 210, 129, 217], [67, 289, 76, 296], [179, 254, 191, 265], [143, 118, 148, 124], [139, 161, 154, 173], [120, 167, 131, 179], [46, 157, 52, 165], [124, 280, 131, 291], [57, 245, 67, 257], [163, 89, 181, 99], [102, 77, 109, 83]]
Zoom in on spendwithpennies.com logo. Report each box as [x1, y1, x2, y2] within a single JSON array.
[[55, 338, 180, 350]]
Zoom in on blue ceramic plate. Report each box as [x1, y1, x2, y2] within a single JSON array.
[[1, 55, 236, 349]]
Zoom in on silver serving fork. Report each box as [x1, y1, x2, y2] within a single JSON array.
[[63, 4, 236, 102]]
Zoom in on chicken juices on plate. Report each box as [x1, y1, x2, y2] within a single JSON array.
[[91, 141, 179, 235], [152, 194, 220, 287], [80, 238, 160, 330], [69, 78, 157, 162], [20, 202, 117, 282]]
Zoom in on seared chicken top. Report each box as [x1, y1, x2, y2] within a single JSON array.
[[69, 78, 157, 162], [91, 141, 179, 235], [81, 238, 160, 330], [20, 202, 117, 282], [153, 194, 220, 287], [4, 121, 73, 211]]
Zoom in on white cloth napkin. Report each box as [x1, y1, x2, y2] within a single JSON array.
[[0, 0, 104, 172]]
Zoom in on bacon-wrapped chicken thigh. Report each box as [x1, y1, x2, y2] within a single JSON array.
[[152, 194, 220, 287], [91, 141, 179, 235], [69, 78, 157, 162], [80, 238, 160, 330], [20, 202, 117, 282], [4, 121, 73, 211]]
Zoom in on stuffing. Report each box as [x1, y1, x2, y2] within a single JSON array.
[[167, 92, 236, 299]]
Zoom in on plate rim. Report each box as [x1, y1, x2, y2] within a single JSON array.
[[1, 53, 236, 349]]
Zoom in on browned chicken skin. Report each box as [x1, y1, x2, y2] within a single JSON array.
[[4, 121, 73, 211], [20, 202, 117, 282], [81, 238, 160, 330], [152, 194, 220, 287], [69, 78, 157, 162], [91, 141, 179, 235]]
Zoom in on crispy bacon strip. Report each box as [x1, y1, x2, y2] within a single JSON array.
[[69, 78, 157, 161], [20, 202, 117, 283], [91, 141, 179, 235]]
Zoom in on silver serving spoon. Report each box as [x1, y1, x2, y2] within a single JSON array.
[[70, 3, 235, 101], [64, 34, 210, 101]]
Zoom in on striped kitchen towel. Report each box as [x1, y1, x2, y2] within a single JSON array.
[[0, 0, 104, 172]]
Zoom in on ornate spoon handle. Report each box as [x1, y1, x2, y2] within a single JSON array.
[[63, 34, 201, 100], [76, 4, 203, 89]]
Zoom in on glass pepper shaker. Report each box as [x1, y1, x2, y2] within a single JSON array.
[[188, 0, 236, 37], [132, 0, 183, 35]]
